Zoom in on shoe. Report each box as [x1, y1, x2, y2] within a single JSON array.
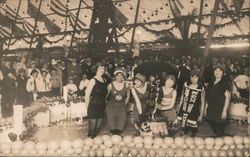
[[110, 129, 116, 134], [116, 129, 122, 135], [87, 134, 95, 139]]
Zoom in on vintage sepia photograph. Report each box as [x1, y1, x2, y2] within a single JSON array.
[[0, 0, 249, 156]]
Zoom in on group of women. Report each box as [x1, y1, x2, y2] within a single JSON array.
[[85, 61, 233, 138]]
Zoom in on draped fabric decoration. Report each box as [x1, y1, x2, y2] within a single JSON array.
[[50, 0, 69, 17], [3, 5, 23, 23], [23, 21, 35, 35], [0, 0, 6, 3], [192, 17, 244, 29], [117, 26, 133, 37], [50, 0, 87, 30], [0, 13, 13, 27], [0, 27, 10, 38], [27, 0, 61, 33], [69, 12, 86, 30], [23, 37, 39, 44], [12, 25, 26, 36], [233, 0, 245, 12], [112, 5, 128, 30], [4, 39, 17, 46], [141, 24, 177, 36], [169, 0, 196, 41], [4, 38, 17, 45], [44, 34, 67, 43], [0, 4, 27, 37]]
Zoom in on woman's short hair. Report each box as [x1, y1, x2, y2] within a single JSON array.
[[93, 62, 105, 73], [164, 74, 176, 82]]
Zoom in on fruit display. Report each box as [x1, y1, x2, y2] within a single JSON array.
[[0, 135, 248, 156]]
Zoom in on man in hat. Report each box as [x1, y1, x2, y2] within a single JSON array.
[[27, 60, 40, 78], [1, 61, 17, 117], [37, 69, 51, 98], [16, 68, 30, 106], [26, 69, 39, 101]]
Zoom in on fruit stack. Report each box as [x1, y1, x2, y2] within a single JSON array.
[[0, 135, 249, 157]]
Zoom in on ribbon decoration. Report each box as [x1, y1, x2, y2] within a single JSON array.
[[4, 38, 17, 46], [43, 34, 67, 44], [50, 0, 69, 17], [141, 24, 177, 36]]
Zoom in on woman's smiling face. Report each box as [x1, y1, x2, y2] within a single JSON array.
[[115, 73, 124, 82], [134, 79, 143, 88], [214, 68, 223, 79]]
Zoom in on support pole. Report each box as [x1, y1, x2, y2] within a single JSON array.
[[195, 0, 204, 56], [6, 0, 23, 51], [200, 0, 220, 78], [69, 0, 82, 54], [130, 0, 141, 50], [29, 0, 43, 49]]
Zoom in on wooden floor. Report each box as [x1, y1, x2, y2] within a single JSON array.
[[33, 117, 248, 143]]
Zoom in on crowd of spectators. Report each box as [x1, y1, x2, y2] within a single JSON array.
[[0, 52, 248, 132]]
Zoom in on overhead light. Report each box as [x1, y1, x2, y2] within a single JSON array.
[[119, 49, 126, 52], [107, 49, 116, 53], [200, 43, 250, 48]]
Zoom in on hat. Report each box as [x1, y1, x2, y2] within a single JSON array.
[[30, 69, 38, 76], [18, 68, 26, 74], [190, 70, 200, 77], [134, 73, 146, 82], [51, 59, 58, 65], [29, 60, 38, 65], [114, 67, 126, 76], [41, 68, 49, 74], [214, 65, 225, 72], [67, 76, 74, 82], [165, 74, 176, 82]]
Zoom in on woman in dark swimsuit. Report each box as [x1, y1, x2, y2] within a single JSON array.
[[206, 65, 231, 137], [85, 62, 108, 138], [131, 73, 150, 124], [106, 67, 130, 135]]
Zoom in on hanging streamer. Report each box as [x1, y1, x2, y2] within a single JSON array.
[[44, 34, 67, 44], [4, 38, 17, 46], [23, 37, 39, 44], [141, 24, 177, 36]]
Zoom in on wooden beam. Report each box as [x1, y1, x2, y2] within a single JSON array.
[[6, 0, 23, 50], [200, 0, 220, 78], [219, 0, 243, 34], [69, 0, 82, 54], [130, 0, 141, 50], [29, 0, 43, 49], [195, 0, 204, 56]]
